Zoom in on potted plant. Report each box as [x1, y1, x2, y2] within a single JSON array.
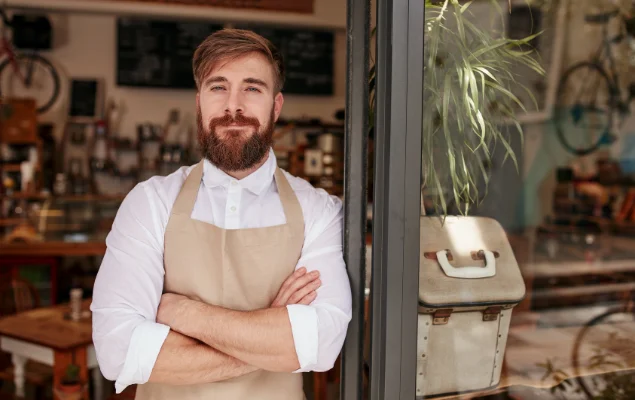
[[54, 363, 84, 400], [369, 0, 545, 216]]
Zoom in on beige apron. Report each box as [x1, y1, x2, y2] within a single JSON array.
[[136, 160, 306, 400]]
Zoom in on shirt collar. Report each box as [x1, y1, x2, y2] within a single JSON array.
[[202, 147, 277, 195]]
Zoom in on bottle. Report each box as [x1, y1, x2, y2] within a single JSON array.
[[69, 287, 83, 321], [53, 173, 67, 196], [91, 121, 108, 172]]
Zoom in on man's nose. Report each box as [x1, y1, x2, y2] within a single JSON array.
[[224, 89, 244, 115]]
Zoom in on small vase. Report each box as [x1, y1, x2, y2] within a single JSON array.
[[54, 382, 86, 400]]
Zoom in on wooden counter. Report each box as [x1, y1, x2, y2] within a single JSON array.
[[0, 241, 106, 257]]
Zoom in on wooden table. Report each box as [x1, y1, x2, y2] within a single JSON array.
[[0, 299, 102, 400]]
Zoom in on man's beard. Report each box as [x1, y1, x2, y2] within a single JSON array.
[[197, 107, 275, 172]]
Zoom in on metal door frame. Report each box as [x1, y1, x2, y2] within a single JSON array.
[[340, 0, 370, 398], [342, 0, 424, 398]]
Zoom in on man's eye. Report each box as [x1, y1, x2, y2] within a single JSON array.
[[210, 86, 225, 91], [246, 87, 261, 92]]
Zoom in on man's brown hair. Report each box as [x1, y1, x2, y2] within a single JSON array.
[[192, 28, 285, 94]]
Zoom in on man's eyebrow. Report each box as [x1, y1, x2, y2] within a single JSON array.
[[203, 76, 227, 87], [244, 77, 268, 88]]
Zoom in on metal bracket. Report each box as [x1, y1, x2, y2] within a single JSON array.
[[424, 250, 453, 261], [432, 309, 453, 325], [471, 250, 501, 260], [483, 306, 502, 322], [423, 250, 501, 262]]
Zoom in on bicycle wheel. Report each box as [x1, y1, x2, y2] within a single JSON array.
[[571, 301, 635, 399], [0, 52, 61, 114], [554, 62, 616, 156]]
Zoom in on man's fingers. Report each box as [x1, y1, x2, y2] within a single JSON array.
[[298, 291, 317, 305], [273, 267, 307, 306], [288, 279, 321, 304], [277, 269, 320, 305]]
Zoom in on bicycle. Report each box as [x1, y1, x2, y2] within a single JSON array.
[[554, 9, 635, 156], [570, 296, 635, 399], [0, 6, 60, 114]]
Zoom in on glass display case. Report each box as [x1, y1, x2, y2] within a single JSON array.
[[0, 194, 123, 306], [0, 194, 123, 244]]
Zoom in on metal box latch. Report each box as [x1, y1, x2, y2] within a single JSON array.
[[432, 309, 453, 325], [483, 306, 502, 322]]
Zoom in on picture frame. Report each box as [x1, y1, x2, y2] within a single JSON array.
[[67, 78, 104, 122]]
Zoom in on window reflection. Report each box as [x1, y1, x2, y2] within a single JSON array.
[[418, 0, 635, 398]]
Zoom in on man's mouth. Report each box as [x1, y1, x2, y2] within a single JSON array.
[[224, 122, 250, 127]]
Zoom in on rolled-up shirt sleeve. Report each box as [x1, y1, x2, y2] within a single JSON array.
[[287, 191, 352, 372], [91, 182, 169, 393]]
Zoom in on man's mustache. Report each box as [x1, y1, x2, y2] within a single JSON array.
[[210, 113, 260, 128]]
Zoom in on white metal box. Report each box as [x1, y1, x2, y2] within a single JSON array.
[[416, 216, 526, 398]]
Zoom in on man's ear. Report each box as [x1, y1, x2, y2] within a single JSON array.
[[273, 92, 284, 122], [196, 92, 200, 109]]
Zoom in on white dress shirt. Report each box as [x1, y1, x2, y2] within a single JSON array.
[[91, 148, 352, 393]]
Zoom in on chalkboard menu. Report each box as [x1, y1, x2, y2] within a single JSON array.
[[117, 18, 224, 88], [116, 18, 334, 95], [237, 24, 334, 95]]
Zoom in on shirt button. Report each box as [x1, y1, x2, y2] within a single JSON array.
[[231, 206, 237, 212], [231, 181, 238, 186]]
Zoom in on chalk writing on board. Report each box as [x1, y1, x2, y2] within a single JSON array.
[[116, 18, 334, 95]]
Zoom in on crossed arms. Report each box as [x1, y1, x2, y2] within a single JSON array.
[[148, 268, 322, 385]]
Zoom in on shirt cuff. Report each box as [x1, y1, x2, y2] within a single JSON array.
[[286, 304, 319, 373], [114, 320, 170, 394]]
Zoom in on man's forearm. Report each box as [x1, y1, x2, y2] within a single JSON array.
[[147, 330, 258, 385], [175, 302, 300, 372]]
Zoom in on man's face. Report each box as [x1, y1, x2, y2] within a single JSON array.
[[196, 52, 283, 172]]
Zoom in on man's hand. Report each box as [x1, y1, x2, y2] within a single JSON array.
[[157, 292, 192, 328], [271, 267, 321, 307]]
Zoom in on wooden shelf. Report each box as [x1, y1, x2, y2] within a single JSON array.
[[0, 241, 107, 256], [0, 164, 42, 173], [524, 259, 635, 278], [2, 164, 20, 172], [532, 282, 635, 299], [0, 193, 125, 202], [0, 218, 24, 227]]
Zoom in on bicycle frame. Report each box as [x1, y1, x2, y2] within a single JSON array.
[[0, 6, 25, 83], [590, 16, 626, 100]]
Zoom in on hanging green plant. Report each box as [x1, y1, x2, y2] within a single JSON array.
[[369, 0, 546, 216], [425, 0, 546, 216]]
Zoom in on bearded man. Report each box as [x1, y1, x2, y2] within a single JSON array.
[[91, 28, 352, 400]]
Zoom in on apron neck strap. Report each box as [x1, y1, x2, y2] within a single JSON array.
[[172, 160, 205, 216], [274, 167, 304, 225]]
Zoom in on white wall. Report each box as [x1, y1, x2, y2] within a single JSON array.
[[25, 0, 347, 142]]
